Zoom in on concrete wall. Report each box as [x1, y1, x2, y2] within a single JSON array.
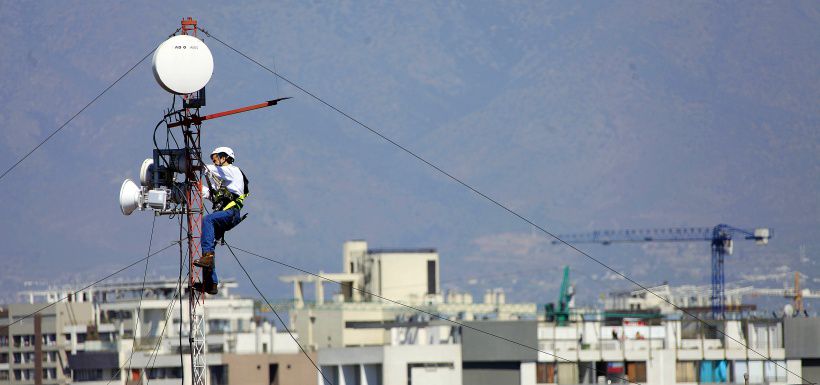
[[462, 361, 520, 385], [784, 318, 820, 359], [318, 346, 384, 366], [461, 322, 534, 385], [520, 362, 536, 385], [319, 344, 461, 385], [462, 320, 538, 362], [292, 308, 343, 349], [373, 252, 439, 305], [647, 349, 676, 385], [802, 359, 820, 384], [221, 352, 317, 385], [790, 359, 811, 384], [384, 344, 461, 385], [342, 309, 390, 347]]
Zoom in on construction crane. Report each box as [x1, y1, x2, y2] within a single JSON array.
[[747, 272, 820, 314], [553, 224, 772, 318], [544, 266, 574, 326]]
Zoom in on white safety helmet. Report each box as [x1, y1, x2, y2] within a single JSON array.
[[211, 146, 235, 160]]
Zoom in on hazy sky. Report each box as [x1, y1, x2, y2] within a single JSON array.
[[1, 1, 818, 310]]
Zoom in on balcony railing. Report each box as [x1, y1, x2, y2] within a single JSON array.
[[540, 338, 666, 353]]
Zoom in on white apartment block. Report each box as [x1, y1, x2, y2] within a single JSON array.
[[2, 279, 313, 385]]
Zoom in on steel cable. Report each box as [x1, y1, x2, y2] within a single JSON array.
[[226, 242, 638, 385], [201, 29, 807, 383]]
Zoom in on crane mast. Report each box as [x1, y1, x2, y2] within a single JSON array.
[[545, 266, 574, 325]]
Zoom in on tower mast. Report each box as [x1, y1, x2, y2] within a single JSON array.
[[179, 17, 208, 385], [118, 18, 288, 384]]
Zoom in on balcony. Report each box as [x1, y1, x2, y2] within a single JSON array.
[[83, 340, 118, 352], [537, 338, 666, 362]]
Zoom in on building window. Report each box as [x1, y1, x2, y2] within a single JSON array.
[[15, 369, 35, 381], [320, 365, 339, 385], [764, 360, 787, 382], [698, 360, 729, 383], [43, 368, 57, 380], [0, 370, 8, 381], [427, 260, 437, 295], [43, 351, 58, 363], [342, 364, 361, 385], [0, 335, 8, 347], [73, 369, 103, 381], [626, 361, 647, 383], [146, 367, 182, 379], [363, 364, 381, 385], [676, 361, 697, 382], [43, 334, 57, 346], [557, 362, 579, 384], [733, 361, 773, 384], [209, 365, 228, 385], [536, 362, 556, 383], [269, 364, 279, 385], [20, 335, 35, 347], [208, 319, 231, 333]]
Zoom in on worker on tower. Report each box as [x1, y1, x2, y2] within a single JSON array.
[[193, 146, 249, 294]]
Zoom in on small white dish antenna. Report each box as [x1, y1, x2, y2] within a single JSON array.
[[139, 158, 154, 188], [152, 35, 214, 94], [119, 179, 142, 215]]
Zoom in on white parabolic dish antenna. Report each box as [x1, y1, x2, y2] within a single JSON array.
[[119, 179, 142, 215], [152, 35, 214, 94], [139, 158, 154, 187]]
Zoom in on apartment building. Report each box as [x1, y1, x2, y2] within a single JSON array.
[[0, 302, 94, 385], [318, 320, 462, 385], [280, 240, 820, 385], [282, 240, 536, 350], [2, 279, 316, 385]]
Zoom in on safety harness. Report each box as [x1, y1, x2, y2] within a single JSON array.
[[205, 169, 249, 212], [205, 168, 249, 246]]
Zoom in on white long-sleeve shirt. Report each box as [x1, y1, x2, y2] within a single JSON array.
[[203, 164, 245, 198]]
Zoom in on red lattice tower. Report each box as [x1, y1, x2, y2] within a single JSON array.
[[179, 16, 208, 385]]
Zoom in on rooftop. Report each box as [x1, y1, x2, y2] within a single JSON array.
[[367, 248, 436, 254]]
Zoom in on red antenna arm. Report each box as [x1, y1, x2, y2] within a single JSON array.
[[168, 97, 291, 128]]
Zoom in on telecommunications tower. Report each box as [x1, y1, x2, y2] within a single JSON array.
[[119, 17, 286, 385]]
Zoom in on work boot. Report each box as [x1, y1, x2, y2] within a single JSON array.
[[193, 251, 215, 269], [192, 281, 218, 295]]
